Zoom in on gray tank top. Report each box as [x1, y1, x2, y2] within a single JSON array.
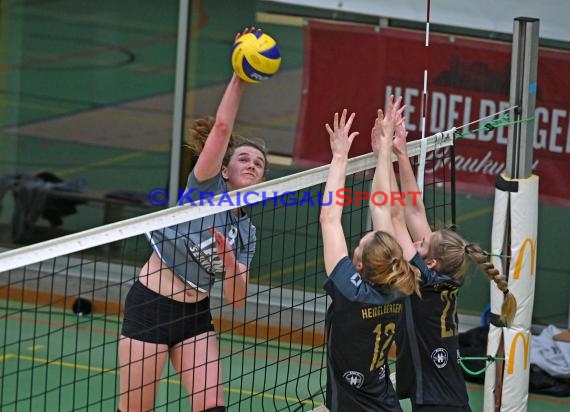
[[147, 171, 256, 292]]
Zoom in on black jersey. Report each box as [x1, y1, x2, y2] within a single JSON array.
[[324, 256, 405, 412], [396, 253, 469, 408]]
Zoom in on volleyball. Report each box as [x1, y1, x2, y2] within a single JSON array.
[[231, 31, 281, 83]]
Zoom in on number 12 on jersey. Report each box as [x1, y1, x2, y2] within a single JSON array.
[[369, 322, 396, 371]]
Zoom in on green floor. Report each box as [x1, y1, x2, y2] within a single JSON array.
[[1, 299, 326, 411], [2, 300, 570, 411]]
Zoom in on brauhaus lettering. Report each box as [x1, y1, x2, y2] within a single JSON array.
[[172, 188, 421, 207]]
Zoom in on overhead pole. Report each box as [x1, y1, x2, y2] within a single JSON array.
[[168, 0, 191, 207]]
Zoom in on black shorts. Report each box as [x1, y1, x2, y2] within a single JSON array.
[[121, 281, 214, 347]]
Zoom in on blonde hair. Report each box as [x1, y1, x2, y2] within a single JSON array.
[[361, 231, 421, 297], [185, 116, 268, 169], [427, 228, 517, 326]]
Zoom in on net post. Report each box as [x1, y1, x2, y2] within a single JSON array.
[[505, 17, 539, 180], [485, 17, 540, 412]]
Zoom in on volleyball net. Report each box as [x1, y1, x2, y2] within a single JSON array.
[[0, 132, 455, 411]]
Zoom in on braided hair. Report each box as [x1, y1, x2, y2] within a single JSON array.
[[427, 228, 517, 326]]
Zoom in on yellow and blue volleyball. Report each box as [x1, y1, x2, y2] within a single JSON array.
[[231, 32, 281, 83]]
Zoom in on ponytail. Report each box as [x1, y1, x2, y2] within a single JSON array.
[[391, 259, 421, 297], [185, 116, 242, 158], [362, 231, 421, 297], [186, 116, 214, 156], [185, 116, 267, 173], [465, 243, 517, 326]]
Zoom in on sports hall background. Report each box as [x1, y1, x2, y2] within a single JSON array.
[[0, 0, 569, 326]]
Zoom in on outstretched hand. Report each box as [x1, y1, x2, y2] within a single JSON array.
[[393, 120, 409, 156], [382, 95, 405, 140], [370, 95, 405, 157], [370, 109, 385, 157], [232, 27, 262, 83], [325, 109, 359, 159], [235, 26, 261, 40], [210, 227, 234, 265]]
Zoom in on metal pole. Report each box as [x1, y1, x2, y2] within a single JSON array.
[[491, 18, 540, 411], [505, 17, 539, 179], [168, 0, 191, 206]]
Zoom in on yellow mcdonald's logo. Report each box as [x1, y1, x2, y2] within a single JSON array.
[[513, 238, 536, 280], [507, 331, 530, 375]]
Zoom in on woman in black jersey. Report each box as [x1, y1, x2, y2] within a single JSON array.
[[386, 114, 517, 412], [320, 106, 421, 412]]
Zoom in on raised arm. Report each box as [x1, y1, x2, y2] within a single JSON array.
[[392, 122, 432, 242], [370, 96, 405, 225], [370, 96, 416, 260], [370, 117, 395, 236], [369, 96, 401, 237], [193, 29, 256, 181], [320, 110, 359, 275]]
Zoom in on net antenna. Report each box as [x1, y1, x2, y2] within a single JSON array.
[[416, 0, 432, 195]]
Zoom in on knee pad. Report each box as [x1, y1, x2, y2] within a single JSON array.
[[202, 407, 225, 412]]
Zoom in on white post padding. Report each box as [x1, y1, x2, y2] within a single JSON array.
[[508, 174, 539, 329], [484, 327, 532, 412], [484, 323, 503, 411], [483, 185, 509, 411], [484, 174, 539, 412], [502, 328, 532, 411], [490, 187, 509, 316]]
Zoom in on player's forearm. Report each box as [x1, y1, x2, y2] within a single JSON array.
[[194, 75, 246, 180], [397, 151, 427, 215], [223, 261, 248, 308], [390, 165, 406, 224], [371, 140, 393, 212], [320, 155, 348, 224], [216, 74, 245, 126], [211, 75, 245, 148], [369, 140, 394, 232]]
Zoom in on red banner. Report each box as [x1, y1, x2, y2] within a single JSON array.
[[294, 21, 570, 206]]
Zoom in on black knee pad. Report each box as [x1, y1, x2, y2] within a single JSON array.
[[202, 407, 225, 412]]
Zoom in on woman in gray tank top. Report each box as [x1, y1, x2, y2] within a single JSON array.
[[118, 28, 268, 412]]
